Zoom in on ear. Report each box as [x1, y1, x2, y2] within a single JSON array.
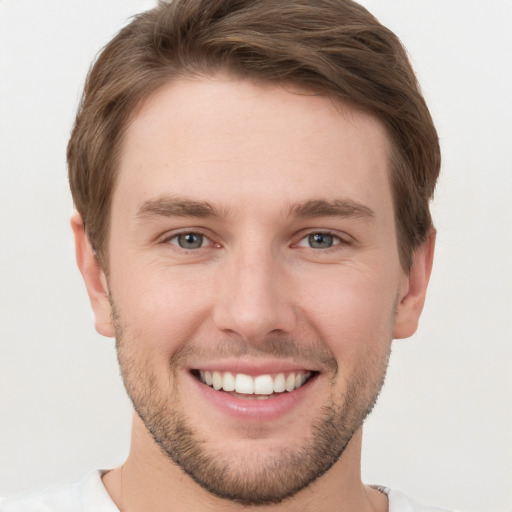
[[71, 211, 114, 338], [393, 230, 436, 339]]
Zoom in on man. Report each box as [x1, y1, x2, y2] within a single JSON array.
[[1, 0, 449, 510]]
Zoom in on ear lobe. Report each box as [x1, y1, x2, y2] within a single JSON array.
[[71, 211, 114, 338], [393, 230, 436, 339]]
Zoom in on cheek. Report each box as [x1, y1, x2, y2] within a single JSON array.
[[111, 264, 213, 356], [300, 267, 398, 361]]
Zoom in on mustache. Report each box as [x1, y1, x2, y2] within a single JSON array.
[[168, 335, 339, 375]]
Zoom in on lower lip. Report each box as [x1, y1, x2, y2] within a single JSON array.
[[189, 373, 317, 422]]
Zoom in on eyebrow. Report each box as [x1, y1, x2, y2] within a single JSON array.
[[136, 196, 225, 220], [136, 195, 374, 222], [288, 199, 375, 220]]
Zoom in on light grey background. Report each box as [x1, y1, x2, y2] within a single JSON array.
[[1, 1, 511, 511]]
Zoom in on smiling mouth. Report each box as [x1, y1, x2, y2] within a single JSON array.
[[192, 370, 316, 399]]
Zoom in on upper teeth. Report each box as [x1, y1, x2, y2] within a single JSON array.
[[199, 371, 311, 395]]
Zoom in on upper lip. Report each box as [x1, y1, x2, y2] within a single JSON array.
[[188, 359, 319, 376]]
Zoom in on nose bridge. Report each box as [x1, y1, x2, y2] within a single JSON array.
[[213, 240, 296, 343]]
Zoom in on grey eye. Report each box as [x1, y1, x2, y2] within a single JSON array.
[[308, 233, 334, 249], [175, 233, 205, 249]]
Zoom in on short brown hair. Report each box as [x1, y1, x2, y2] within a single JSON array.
[[68, 0, 440, 270]]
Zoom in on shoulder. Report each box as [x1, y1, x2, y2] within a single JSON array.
[[376, 486, 456, 512], [0, 470, 118, 512]]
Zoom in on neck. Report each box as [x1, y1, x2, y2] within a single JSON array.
[[102, 415, 387, 512]]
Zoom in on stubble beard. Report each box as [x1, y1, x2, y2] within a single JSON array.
[[112, 302, 392, 506]]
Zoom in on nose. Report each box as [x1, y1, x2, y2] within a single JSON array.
[[212, 244, 298, 345]]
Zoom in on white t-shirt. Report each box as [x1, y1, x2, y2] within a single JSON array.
[[0, 471, 454, 512]]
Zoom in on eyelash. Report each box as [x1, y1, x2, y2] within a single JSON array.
[[294, 231, 352, 251], [162, 230, 352, 252], [164, 231, 219, 250]]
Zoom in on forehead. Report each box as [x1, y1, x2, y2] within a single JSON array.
[[115, 76, 393, 220]]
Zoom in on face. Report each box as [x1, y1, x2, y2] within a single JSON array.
[[79, 77, 429, 505]]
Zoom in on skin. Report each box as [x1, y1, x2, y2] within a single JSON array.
[[72, 76, 435, 512]]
